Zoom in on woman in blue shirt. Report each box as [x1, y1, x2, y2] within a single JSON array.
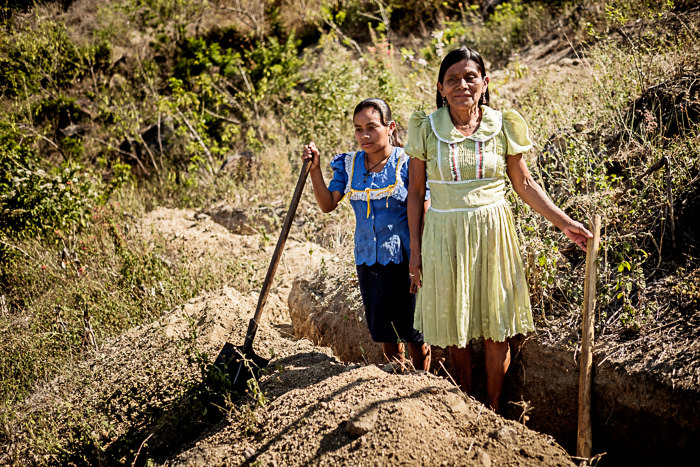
[[302, 98, 431, 370]]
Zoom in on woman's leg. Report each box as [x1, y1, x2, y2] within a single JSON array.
[[382, 342, 405, 362], [448, 345, 473, 393], [484, 338, 511, 413], [407, 342, 431, 371]]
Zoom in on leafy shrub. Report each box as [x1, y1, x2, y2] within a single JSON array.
[[243, 34, 303, 110], [0, 122, 98, 241], [0, 17, 94, 98]]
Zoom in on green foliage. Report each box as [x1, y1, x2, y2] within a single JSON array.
[[167, 30, 302, 177], [244, 35, 303, 106], [122, 0, 208, 35], [0, 202, 228, 404], [290, 44, 360, 153], [317, 0, 461, 40], [0, 122, 98, 240], [175, 34, 244, 81], [1, 0, 698, 460], [0, 16, 110, 99], [32, 95, 88, 158], [416, 0, 529, 64], [482, 1, 526, 56], [288, 24, 422, 157], [174, 29, 303, 114]]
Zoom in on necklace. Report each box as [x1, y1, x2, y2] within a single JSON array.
[[363, 154, 390, 183]]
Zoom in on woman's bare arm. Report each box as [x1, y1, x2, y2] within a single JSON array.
[[408, 157, 428, 292], [303, 142, 343, 212], [506, 154, 592, 250]]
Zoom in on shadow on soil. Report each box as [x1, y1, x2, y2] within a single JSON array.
[[54, 351, 340, 466]]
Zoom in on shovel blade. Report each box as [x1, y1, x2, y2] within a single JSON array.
[[211, 342, 270, 392]]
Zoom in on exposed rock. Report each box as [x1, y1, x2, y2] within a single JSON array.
[[345, 405, 378, 436], [219, 150, 257, 180]]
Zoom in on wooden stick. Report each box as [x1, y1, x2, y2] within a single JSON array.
[[577, 214, 602, 458], [240, 158, 311, 354]]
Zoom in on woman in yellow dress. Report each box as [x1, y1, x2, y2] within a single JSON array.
[[405, 47, 592, 412]]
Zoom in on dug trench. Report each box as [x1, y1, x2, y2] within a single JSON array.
[[7, 207, 696, 466], [288, 259, 700, 466]]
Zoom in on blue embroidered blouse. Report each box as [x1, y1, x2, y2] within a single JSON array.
[[327, 146, 428, 266]]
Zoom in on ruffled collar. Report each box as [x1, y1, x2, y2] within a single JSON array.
[[340, 147, 409, 217], [429, 105, 502, 143]]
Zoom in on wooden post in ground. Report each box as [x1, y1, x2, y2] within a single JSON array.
[[577, 215, 602, 458]]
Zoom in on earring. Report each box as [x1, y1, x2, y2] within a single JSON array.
[[442, 96, 448, 107]]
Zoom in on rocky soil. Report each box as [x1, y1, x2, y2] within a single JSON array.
[[2, 3, 699, 466], [288, 252, 700, 466]]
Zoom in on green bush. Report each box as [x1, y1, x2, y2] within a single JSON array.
[[0, 18, 93, 98], [0, 122, 98, 241]]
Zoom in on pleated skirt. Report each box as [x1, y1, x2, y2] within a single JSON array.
[[414, 196, 534, 347]]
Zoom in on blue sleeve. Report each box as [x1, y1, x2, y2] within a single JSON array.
[[327, 153, 349, 194]]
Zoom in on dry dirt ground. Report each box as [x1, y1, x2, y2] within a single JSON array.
[[2, 207, 576, 466], [4, 189, 698, 466]]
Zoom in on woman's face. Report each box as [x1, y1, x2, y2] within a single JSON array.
[[353, 107, 395, 156], [438, 59, 489, 111]]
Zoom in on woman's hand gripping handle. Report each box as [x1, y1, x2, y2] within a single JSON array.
[[302, 142, 321, 171]]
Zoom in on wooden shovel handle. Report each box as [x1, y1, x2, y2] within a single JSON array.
[[577, 214, 602, 458], [241, 158, 312, 353]]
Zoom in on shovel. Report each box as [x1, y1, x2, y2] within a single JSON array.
[[211, 158, 311, 392]]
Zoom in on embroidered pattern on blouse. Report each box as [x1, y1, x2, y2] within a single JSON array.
[[475, 141, 483, 179], [428, 108, 507, 182], [449, 143, 460, 181]]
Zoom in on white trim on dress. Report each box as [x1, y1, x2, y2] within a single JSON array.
[[428, 199, 507, 213], [344, 149, 409, 202], [428, 177, 497, 184]]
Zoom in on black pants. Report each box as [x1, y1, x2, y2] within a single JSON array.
[[356, 259, 424, 343]]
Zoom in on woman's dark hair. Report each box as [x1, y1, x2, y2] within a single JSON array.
[[436, 47, 489, 109], [353, 98, 403, 147]]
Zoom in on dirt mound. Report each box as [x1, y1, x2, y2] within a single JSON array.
[[166, 365, 574, 467], [289, 254, 700, 466], [1, 208, 577, 466], [9, 205, 697, 465], [2, 284, 274, 464], [138, 206, 334, 324], [205, 203, 279, 236]]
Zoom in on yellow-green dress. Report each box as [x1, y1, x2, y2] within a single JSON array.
[[405, 105, 535, 347]]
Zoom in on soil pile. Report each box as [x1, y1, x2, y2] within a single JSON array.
[[166, 364, 574, 467], [1, 208, 575, 466]]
